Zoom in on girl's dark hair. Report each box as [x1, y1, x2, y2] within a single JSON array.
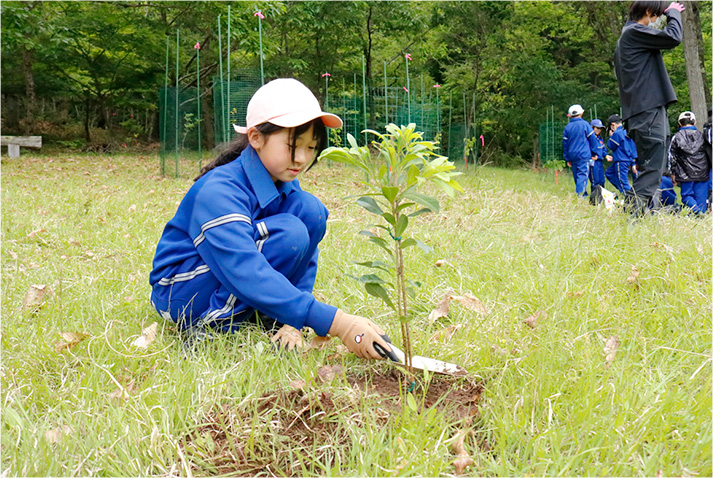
[[629, 1, 668, 21], [195, 118, 328, 181]]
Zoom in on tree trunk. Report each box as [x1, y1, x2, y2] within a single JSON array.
[[84, 97, 92, 143], [21, 47, 37, 134], [201, 88, 214, 148], [690, 2, 710, 107], [365, 4, 375, 129], [681, 2, 708, 125]]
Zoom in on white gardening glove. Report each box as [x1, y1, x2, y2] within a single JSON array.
[[328, 309, 392, 360], [270, 324, 304, 352]]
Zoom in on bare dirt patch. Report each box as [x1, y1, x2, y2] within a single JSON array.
[[184, 370, 485, 477]]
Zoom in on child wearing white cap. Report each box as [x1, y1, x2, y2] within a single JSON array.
[[149, 78, 394, 359], [562, 104, 599, 197], [669, 111, 710, 214]]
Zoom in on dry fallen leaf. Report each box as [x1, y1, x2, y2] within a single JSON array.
[[434, 259, 451, 267], [317, 364, 343, 383], [649, 242, 673, 253], [604, 336, 620, 367], [567, 290, 585, 298], [427, 290, 454, 322], [305, 334, 332, 351], [327, 345, 349, 360], [45, 425, 73, 444], [27, 228, 47, 238], [524, 310, 547, 329], [8, 250, 18, 260], [289, 379, 307, 390], [429, 324, 464, 343], [55, 332, 89, 353], [627, 266, 640, 284], [451, 430, 474, 475], [131, 322, 158, 349], [452, 293, 488, 315], [22, 284, 53, 312], [128, 204, 137, 212], [109, 380, 137, 401]]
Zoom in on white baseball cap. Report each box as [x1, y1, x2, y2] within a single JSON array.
[[233, 78, 343, 134], [678, 111, 695, 122], [568, 104, 584, 117]]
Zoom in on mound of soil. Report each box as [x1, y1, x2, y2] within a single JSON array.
[[184, 370, 485, 477], [349, 369, 483, 420]]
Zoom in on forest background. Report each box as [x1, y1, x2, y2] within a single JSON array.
[[1, 1, 711, 167]]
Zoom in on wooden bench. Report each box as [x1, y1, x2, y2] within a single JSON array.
[[1, 136, 42, 158]]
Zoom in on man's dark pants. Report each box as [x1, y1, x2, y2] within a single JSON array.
[[625, 106, 670, 215]]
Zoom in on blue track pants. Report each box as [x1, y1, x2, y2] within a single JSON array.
[[680, 181, 709, 214], [605, 162, 633, 196], [570, 159, 590, 196], [150, 190, 327, 332]]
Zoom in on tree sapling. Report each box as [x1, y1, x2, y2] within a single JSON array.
[[319, 123, 463, 372]]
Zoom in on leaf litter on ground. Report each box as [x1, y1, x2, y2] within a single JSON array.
[[22, 284, 53, 312], [55, 332, 89, 353], [604, 336, 620, 368], [524, 310, 547, 329], [131, 322, 157, 349]]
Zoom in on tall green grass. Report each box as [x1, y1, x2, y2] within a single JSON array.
[[2, 153, 710, 476]]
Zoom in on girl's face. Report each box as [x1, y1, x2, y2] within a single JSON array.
[[249, 125, 318, 183], [593, 127, 603, 135]]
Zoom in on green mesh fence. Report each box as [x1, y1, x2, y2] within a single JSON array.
[[212, 70, 261, 145], [538, 121, 566, 164], [160, 70, 472, 175], [158, 86, 200, 176]]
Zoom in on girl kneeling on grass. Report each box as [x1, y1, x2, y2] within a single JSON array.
[[149, 78, 392, 360]]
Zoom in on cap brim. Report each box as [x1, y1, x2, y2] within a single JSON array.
[[270, 111, 343, 129], [233, 124, 248, 134]]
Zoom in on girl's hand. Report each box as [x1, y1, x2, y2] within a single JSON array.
[[271, 324, 304, 352], [328, 310, 392, 360]]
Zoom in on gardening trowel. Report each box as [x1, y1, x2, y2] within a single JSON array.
[[374, 337, 467, 376]]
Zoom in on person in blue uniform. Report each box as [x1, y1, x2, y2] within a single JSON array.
[[605, 114, 638, 196], [669, 111, 711, 214], [149, 78, 393, 358], [588, 119, 611, 201], [562, 104, 599, 197], [614, 1, 685, 215]]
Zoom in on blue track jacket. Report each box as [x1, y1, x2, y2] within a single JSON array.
[[593, 133, 608, 160], [563, 117, 598, 162], [607, 128, 638, 163], [149, 146, 337, 336]]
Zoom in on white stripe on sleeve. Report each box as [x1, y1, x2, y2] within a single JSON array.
[[194, 213, 251, 247]]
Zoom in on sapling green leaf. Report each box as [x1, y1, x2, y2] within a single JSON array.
[[319, 123, 463, 372], [403, 192, 440, 213], [354, 261, 393, 272], [356, 197, 384, 215], [365, 283, 396, 311]]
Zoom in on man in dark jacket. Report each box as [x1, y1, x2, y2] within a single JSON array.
[[614, 1, 685, 215], [669, 111, 711, 214]]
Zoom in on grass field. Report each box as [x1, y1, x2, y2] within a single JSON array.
[[2, 152, 711, 477]]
